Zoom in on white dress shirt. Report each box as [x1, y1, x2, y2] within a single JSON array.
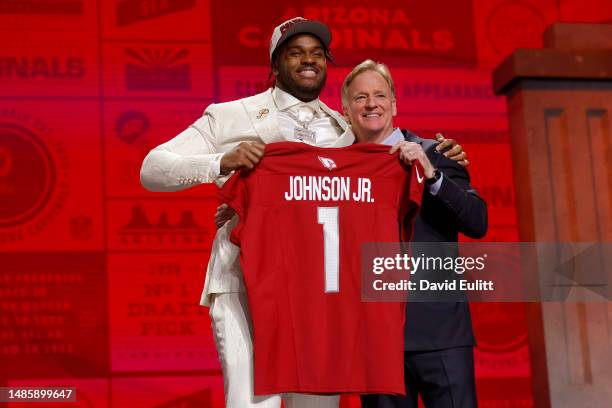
[[210, 87, 344, 177], [274, 87, 344, 147]]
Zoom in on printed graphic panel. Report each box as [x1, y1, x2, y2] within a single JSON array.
[[102, 42, 213, 99], [0, 252, 108, 380], [108, 252, 219, 372], [0, 103, 104, 252], [0, 33, 99, 97], [106, 198, 217, 252], [212, 0, 478, 68], [472, 0, 557, 67], [217, 67, 506, 120], [101, 0, 211, 41], [476, 378, 534, 407], [473, 303, 531, 378], [0, 0, 97, 34], [111, 375, 224, 407], [103, 100, 214, 198]]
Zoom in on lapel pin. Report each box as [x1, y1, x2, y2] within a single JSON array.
[[257, 108, 269, 119]]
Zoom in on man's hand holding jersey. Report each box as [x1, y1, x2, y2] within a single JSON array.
[[214, 135, 467, 228], [220, 141, 266, 174], [390, 141, 436, 179]]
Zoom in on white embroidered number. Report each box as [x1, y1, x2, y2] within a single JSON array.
[[317, 207, 339, 293]]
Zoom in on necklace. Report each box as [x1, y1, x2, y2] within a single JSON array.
[[284, 106, 319, 144], [284, 106, 318, 129]]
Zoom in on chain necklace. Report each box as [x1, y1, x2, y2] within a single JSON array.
[[284, 107, 319, 129]]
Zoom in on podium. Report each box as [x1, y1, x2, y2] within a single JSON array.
[[493, 23, 612, 407]]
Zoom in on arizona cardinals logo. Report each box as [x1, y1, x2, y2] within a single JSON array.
[[318, 156, 337, 171], [280, 17, 306, 34]]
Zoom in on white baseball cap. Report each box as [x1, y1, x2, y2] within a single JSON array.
[[269, 17, 331, 61]]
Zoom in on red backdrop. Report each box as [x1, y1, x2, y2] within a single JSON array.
[[1, 0, 611, 406]]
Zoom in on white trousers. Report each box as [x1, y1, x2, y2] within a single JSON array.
[[210, 292, 340, 408]]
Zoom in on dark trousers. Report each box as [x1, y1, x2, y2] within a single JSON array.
[[361, 347, 477, 408]]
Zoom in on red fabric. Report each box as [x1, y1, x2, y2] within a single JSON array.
[[220, 141, 421, 395]]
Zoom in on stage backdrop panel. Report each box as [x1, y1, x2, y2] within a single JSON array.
[[103, 100, 212, 198], [0, 102, 105, 252], [0, 252, 108, 381], [108, 252, 217, 372], [100, 0, 212, 42]]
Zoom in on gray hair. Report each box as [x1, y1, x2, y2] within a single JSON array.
[[341, 59, 396, 107]]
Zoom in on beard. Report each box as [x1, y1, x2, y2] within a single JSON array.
[[276, 69, 327, 102]]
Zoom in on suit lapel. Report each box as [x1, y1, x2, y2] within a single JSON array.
[[242, 90, 284, 144], [243, 91, 353, 146], [402, 129, 441, 164], [321, 101, 354, 146], [401, 129, 421, 144], [320, 102, 349, 132], [333, 128, 355, 147]]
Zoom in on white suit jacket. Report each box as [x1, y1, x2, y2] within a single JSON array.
[[140, 88, 354, 306]]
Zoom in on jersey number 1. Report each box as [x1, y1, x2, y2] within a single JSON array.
[[317, 207, 339, 293]]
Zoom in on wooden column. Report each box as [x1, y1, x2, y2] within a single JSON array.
[[493, 23, 612, 408]]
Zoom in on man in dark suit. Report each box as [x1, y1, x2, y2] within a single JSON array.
[[341, 60, 487, 408]]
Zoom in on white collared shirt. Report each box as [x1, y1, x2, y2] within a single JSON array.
[[273, 87, 343, 147], [210, 88, 344, 178]]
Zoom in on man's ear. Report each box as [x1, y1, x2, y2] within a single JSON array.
[[391, 98, 397, 117], [342, 105, 351, 124], [271, 50, 283, 75]]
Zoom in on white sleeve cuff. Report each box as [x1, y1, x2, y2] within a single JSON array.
[[428, 173, 443, 195], [209, 153, 224, 179]]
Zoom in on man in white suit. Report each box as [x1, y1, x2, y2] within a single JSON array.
[[140, 17, 352, 408]]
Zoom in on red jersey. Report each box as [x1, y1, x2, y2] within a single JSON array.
[[220, 142, 422, 395]]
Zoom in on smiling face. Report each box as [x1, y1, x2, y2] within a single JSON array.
[[273, 34, 327, 102], [343, 69, 397, 143]]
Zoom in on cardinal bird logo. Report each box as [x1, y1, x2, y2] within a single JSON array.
[[318, 156, 337, 171]]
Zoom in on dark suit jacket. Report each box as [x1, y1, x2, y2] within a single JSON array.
[[402, 129, 488, 351]]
